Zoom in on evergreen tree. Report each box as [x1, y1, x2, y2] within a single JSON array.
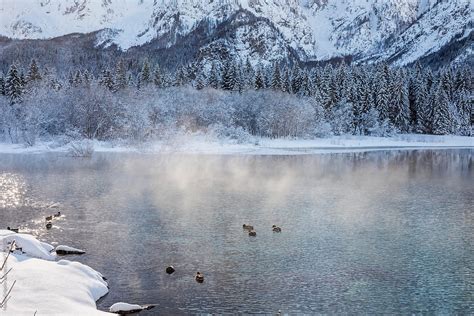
[[195, 71, 206, 90], [281, 67, 291, 93], [99, 69, 114, 91], [208, 62, 220, 89], [254, 66, 265, 90], [114, 60, 127, 91], [244, 58, 255, 88], [83, 70, 92, 87], [415, 82, 432, 134], [374, 63, 391, 121], [432, 85, 452, 135], [26, 59, 42, 82], [153, 65, 163, 88], [390, 72, 410, 132], [221, 60, 236, 91], [271, 63, 281, 90], [0, 76, 5, 96], [290, 63, 302, 94], [5, 64, 23, 104], [140, 59, 151, 85], [72, 70, 83, 87]]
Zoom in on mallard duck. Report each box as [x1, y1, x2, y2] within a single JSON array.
[[272, 225, 282, 233], [243, 224, 254, 231], [46, 222, 53, 229], [7, 227, 19, 233], [166, 266, 175, 274], [45, 215, 53, 221], [248, 230, 257, 237], [195, 272, 204, 283], [53, 211, 61, 217]]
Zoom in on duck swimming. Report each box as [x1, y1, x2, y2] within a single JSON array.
[[46, 222, 52, 229], [53, 212, 61, 217], [248, 230, 257, 237], [166, 266, 175, 274], [243, 224, 254, 231], [195, 272, 204, 283], [272, 225, 282, 233], [45, 215, 53, 221]]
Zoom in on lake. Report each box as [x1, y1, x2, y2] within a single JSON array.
[[0, 150, 473, 314]]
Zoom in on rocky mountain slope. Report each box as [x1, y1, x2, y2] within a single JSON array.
[[0, 0, 471, 66]]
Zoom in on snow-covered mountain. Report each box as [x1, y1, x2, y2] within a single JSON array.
[[0, 0, 471, 66]]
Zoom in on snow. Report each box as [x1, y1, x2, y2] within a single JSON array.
[[1, 0, 469, 64], [0, 230, 55, 260], [0, 230, 109, 315], [0, 134, 471, 156], [109, 302, 143, 313]]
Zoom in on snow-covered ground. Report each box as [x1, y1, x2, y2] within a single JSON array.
[[0, 230, 109, 315], [0, 134, 472, 156]]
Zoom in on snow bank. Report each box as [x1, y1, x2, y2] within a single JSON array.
[[0, 230, 109, 315], [0, 134, 472, 156], [0, 230, 55, 260]]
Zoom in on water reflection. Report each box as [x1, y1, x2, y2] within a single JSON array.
[[0, 149, 472, 314]]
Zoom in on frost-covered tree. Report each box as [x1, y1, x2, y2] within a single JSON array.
[[208, 62, 220, 89], [99, 69, 114, 91], [114, 60, 127, 91], [0, 76, 5, 96], [271, 63, 281, 90], [390, 71, 410, 132], [254, 66, 265, 90], [432, 85, 452, 135], [221, 60, 236, 91], [26, 59, 42, 82], [140, 59, 152, 85], [374, 63, 391, 121], [5, 64, 23, 105]]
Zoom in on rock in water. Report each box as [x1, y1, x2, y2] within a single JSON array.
[[55, 245, 85, 255]]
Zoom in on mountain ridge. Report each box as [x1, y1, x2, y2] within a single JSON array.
[[0, 0, 471, 67]]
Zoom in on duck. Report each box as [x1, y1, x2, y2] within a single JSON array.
[[242, 224, 254, 231], [7, 227, 19, 233], [53, 211, 61, 217], [248, 230, 257, 237], [45, 215, 53, 221], [272, 225, 282, 233], [46, 222, 53, 229], [195, 272, 204, 283], [166, 266, 175, 275]]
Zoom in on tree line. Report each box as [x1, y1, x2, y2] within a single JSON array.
[[0, 57, 472, 146]]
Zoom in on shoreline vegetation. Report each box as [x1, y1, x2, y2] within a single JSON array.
[[1, 60, 472, 150]]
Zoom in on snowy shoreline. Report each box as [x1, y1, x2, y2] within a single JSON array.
[[0, 134, 472, 156], [0, 230, 109, 315]]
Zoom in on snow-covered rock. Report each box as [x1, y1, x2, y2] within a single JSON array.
[[0, 231, 109, 315], [109, 302, 157, 314], [55, 245, 86, 255]]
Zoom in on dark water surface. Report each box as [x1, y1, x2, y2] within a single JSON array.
[[0, 150, 473, 314]]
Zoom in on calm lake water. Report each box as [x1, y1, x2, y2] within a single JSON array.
[[0, 150, 473, 314]]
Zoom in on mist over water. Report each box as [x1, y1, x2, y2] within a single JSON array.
[[0, 150, 473, 314]]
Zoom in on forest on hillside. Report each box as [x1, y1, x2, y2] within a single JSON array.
[[0, 58, 472, 146]]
